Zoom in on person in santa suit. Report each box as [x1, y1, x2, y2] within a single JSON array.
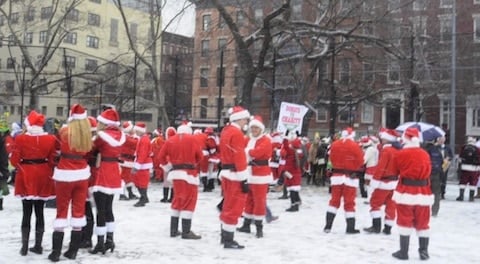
[[90, 108, 126, 255], [218, 106, 250, 249], [269, 132, 283, 182], [151, 128, 165, 183], [323, 127, 364, 234], [160, 126, 176, 203], [11, 110, 57, 257], [360, 135, 379, 199], [391, 127, 433, 260], [158, 122, 203, 239], [132, 122, 153, 207], [45, 105, 93, 261], [363, 128, 400, 235], [205, 127, 220, 191], [119, 121, 139, 201], [280, 131, 304, 212], [237, 116, 272, 238], [193, 127, 209, 192]]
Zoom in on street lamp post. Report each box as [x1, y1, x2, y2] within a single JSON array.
[[217, 49, 224, 130], [271, 49, 276, 131], [20, 61, 26, 123]]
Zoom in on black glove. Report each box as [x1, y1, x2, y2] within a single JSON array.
[[241, 180, 249, 193]]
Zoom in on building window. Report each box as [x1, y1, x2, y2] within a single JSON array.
[[41, 106, 47, 115], [363, 63, 374, 82], [24, 32, 33, 44], [142, 90, 154, 100], [130, 23, 138, 43], [41, 7, 53, 20], [316, 106, 328, 122], [25, 7, 35, 22], [0, 15, 4, 26], [6, 58, 15, 69], [218, 38, 227, 50], [413, 0, 427, 11], [363, 23, 374, 46], [387, 61, 401, 84], [292, 1, 302, 19], [339, 59, 351, 85], [64, 32, 77, 44], [85, 83, 97, 95], [440, 99, 450, 127], [439, 15, 452, 42], [388, 19, 402, 45], [64, 56, 76, 68], [200, 98, 208, 118], [109, 18, 119, 45], [5, 80, 15, 92], [473, 108, 480, 128], [66, 9, 79, 21], [411, 16, 428, 41], [85, 59, 98, 71], [474, 16, 480, 42], [440, 0, 453, 8], [88, 13, 101, 26], [201, 40, 209, 57], [200, 68, 209, 87], [361, 102, 374, 123], [86, 35, 99, 48], [10, 12, 19, 24], [39, 31, 48, 43], [10, 105, 15, 115], [56, 106, 64, 116], [236, 11, 245, 26], [202, 14, 211, 31]]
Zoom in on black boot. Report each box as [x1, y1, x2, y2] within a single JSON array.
[[134, 189, 148, 207], [469, 190, 475, 202], [20, 227, 30, 256], [168, 189, 174, 203], [89, 235, 105, 255], [119, 194, 129, 201], [201, 177, 208, 192], [392, 235, 410, 260], [456, 188, 465, 201], [160, 187, 169, 203], [382, 224, 392, 235], [286, 191, 300, 212], [127, 187, 139, 200], [278, 186, 289, 199], [216, 198, 224, 212], [286, 204, 299, 212], [47, 231, 64, 262], [223, 231, 244, 249], [29, 230, 44, 254], [80, 219, 93, 248], [346, 218, 360, 234], [254, 220, 263, 238], [237, 218, 251, 233], [105, 232, 115, 253], [207, 179, 215, 191], [63, 230, 82, 259], [0, 198, 3, 210], [181, 219, 201, 239], [170, 216, 180, 237], [363, 218, 381, 234], [220, 229, 225, 244], [418, 237, 429, 260], [323, 212, 335, 233]]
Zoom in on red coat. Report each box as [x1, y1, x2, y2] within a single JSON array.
[[4, 134, 14, 156], [12, 131, 57, 200], [91, 127, 125, 194], [280, 138, 303, 188], [133, 134, 153, 170], [206, 134, 220, 164], [194, 132, 209, 175], [370, 144, 400, 190], [53, 127, 91, 182], [120, 134, 138, 169], [329, 138, 364, 187], [393, 145, 433, 206], [219, 123, 248, 181], [151, 135, 165, 168], [246, 134, 273, 184]]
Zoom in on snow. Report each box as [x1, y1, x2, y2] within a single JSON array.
[[1, 180, 479, 264]]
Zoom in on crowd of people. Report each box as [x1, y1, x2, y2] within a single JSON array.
[[1, 103, 480, 261]]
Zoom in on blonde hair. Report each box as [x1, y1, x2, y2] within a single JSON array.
[[64, 119, 93, 152]]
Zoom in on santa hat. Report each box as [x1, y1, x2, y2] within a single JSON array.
[[379, 128, 398, 142], [67, 104, 87, 122], [341, 127, 356, 140], [248, 115, 265, 132], [467, 136, 476, 144], [193, 128, 202, 135], [204, 127, 214, 134], [165, 126, 176, 139], [88, 116, 97, 132], [271, 132, 283, 144], [402, 127, 421, 147], [177, 120, 192, 134], [228, 106, 250, 122], [24, 110, 45, 129], [152, 128, 161, 136], [134, 122, 147, 133], [97, 108, 120, 127], [359, 135, 373, 146], [122, 121, 134, 133]]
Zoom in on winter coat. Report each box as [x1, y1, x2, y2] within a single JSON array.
[[245, 133, 273, 184]]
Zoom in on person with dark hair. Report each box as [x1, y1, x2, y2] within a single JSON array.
[[0, 119, 11, 210], [456, 137, 480, 202], [424, 138, 444, 217], [436, 136, 453, 199]]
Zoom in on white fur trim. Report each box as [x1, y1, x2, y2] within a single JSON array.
[[341, 130, 356, 139], [71, 216, 87, 228], [393, 191, 434, 206], [379, 131, 397, 142], [208, 158, 220, 164], [417, 230, 430, 237], [133, 162, 153, 170], [53, 218, 69, 229], [167, 170, 200, 185], [16, 195, 56, 201], [123, 123, 134, 133], [177, 125, 192, 134], [249, 119, 265, 132], [53, 166, 90, 182], [202, 150, 210, 156], [221, 223, 236, 232], [330, 174, 359, 188], [26, 126, 45, 135], [90, 185, 123, 195], [370, 178, 398, 190], [253, 215, 265, 220], [397, 226, 414, 236], [248, 174, 273, 184], [284, 171, 293, 179], [219, 169, 249, 181], [384, 219, 395, 226], [370, 210, 382, 218], [95, 226, 107, 236], [286, 185, 301, 191], [171, 210, 180, 217], [120, 160, 134, 168], [181, 211, 194, 219], [97, 115, 120, 127], [161, 163, 172, 173], [229, 109, 250, 122], [326, 205, 338, 214], [106, 222, 116, 232], [461, 164, 480, 172], [68, 112, 87, 122], [134, 125, 146, 133], [345, 212, 355, 218], [97, 130, 126, 147]]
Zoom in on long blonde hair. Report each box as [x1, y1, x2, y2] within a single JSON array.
[[67, 119, 93, 152]]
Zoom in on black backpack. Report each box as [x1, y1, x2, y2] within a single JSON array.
[[461, 144, 479, 165]]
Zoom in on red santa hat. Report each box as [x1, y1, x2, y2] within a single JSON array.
[[379, 128, 398, 142], [204, 127, 214, 134], [88, 116, 97, 132], [67, 104, 87, 122], [24, 110, 45, 129], [122, 121, 134, 133], [402, 127, 421, 147], [228, 106, 250, 122], [97, 108, 120, 127], [165, 126, 176, 139], [271, 132, 283, 144], [359, 135, 373, 146], [341, 127, 356, 140], [248, 115, 265, 132], [177, 120, 192, 134], [134, 122, 147, 134]]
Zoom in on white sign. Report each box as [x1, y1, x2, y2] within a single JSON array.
[[276, 102, 309, 135]]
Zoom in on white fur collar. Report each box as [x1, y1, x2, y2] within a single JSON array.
[[97, 130, 126, 147]]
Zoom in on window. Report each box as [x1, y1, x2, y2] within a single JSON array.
[[110, 18, 119, 45], [5, 80, 14, 92], [361, 102, 374, 123], [440, 99, 450, 127], [316, 106, 328, 122], [218, 38, 227, 50], [41, 106, 47, 115], [339, 59, 351, 85], [202, 14, 211, 31], [64, 32, 77, 44], [39, 31, 48, 43], [411, 16, 428, 39], [201, 40, 209, 57], [142, 90, 154, 100], [10, 12, 19, 24], [474, 15, 480, 42], [363, 63, 374, 82], [85, 83, 96, 95], [254, 8, 263, 24], [10, 106, 15, 115], [475, 55, 480, 83], [473, 108, 480, 128], [439, 15, 452, 42], [86, 35, 99, 48], [38, 78, 48, 93], [64, 56, 76, 68], [216, 66, 225, 87], [200, 68, 209, 87], [25, 8, 35, 22], [413, 0, 427, 11], [88, 13, 100, 26], [0, 15, 4, 26], [85, 59, 98, 71], [200, 98, 208, 118], [24, 32, 33, 44], [292, 1, 302, 19], [66, 9, 79, 21], [440, 0, 453, 8], [106, 63, 118, 75], [130, 23, 138, 43], [387, 61, 401, 84], [236, 11, 245, 26], [56, 106, 64, 116], [6, 58, 15, 69], [389, 19, 402, 45], [41, 7, 53, 20]]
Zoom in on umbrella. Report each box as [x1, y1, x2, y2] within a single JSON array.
[[396, 121, 446, 142]]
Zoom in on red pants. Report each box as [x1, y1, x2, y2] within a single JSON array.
[[120, 167, 134, 185], [54, 180, 89, 229], [328, 184, 357, 214], [199, 156, 209, 176], [370, 189, 396, 222], [154, 168, 164, 181], [459, 170, 480, 187], [244, 184, 269, 219], [220, 179, 247, 228], [396, 204, 430, 236], [171, 180, 198, 215], [134, 169, 150, 189]]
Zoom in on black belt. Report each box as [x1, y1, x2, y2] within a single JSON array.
[[21, 159, 48, 164], [381, 175, 399, 181], [401, 178, 429, 186], [222, 164, 236, 171], [248, 160, 269, 166], [61, 153, 84, 160], [101, 157, 119, 162], [332, 168, 361, 178], [121, 153, 136, 160], [172, 164, 195, 170]]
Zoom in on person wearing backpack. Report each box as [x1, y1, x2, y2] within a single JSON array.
[[456, 137, 480, 202]]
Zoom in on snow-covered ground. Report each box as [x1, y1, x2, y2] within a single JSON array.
[[0, 180, 479, 264]]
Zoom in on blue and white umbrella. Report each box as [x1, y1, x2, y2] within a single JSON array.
[[396, 121, 446, 142]]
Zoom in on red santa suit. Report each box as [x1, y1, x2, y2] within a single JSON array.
[[269, 132, 283, 181], [205, 129, 220, 179], [193, 130, 209, 184], [361, 136, 379, 186], [151, 134, 165, 181], [133, 123, 153, 189], [279, 134, 303, 211], [120, 122, 138, 188], [324, 128, 364, 233]]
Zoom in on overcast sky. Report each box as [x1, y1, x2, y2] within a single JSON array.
[[163, 0, 196, 37]]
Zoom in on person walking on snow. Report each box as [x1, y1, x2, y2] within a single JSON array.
[[456, 136, 480, 201], [132, 122, 153, 207], [119, 121, 139, 201]]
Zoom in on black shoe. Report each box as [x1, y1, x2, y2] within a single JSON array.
[[79, 240, 92, 249], [285, 204, 299, 212], [392, 250, 409, 260], [363, 226, 380, 234], [181, 231, 202, 240], [224, 240, 245, 249], [160, 198, 168, 203], [29, 245, 43, 254], [119, 194, 129, 201], [134, 200, 146, 207]]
